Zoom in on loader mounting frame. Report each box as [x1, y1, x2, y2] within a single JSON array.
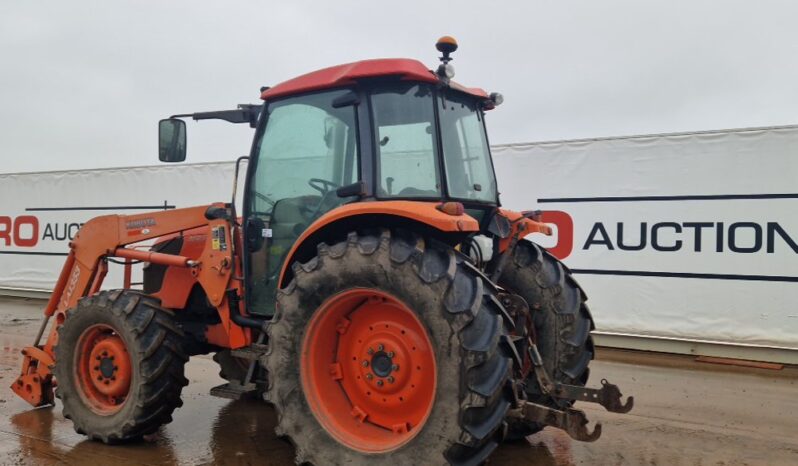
[[11, 204, 249, 407]]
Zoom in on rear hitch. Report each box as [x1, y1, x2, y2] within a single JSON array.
[[500, 289, 634, 442], [505, 344, 633, 443], [508, 401, 602, 442], [506, 349, 632, 443], [550, 378, 634, 414], [529, 345, 634, 414]]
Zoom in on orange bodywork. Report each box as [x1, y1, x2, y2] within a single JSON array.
[[496, 208, 554, 253], [147, 227, 208, 309], [277, 200, 480, 286], [11, 204, 249, 407]]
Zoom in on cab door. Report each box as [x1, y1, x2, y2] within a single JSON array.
[[244, 90, 360, 316]]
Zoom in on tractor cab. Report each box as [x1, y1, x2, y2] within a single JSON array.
[[160, 37, 505, 316]]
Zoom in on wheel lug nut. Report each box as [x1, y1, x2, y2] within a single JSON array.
[[94, 366, 99, 370], [95, 356, 101, 361], [367, 348, 374, 355], [111, 376, 116, 381], [387, 351, 395, 358], [361, 360, 369, 367], [376, 380, 384, 387], [366, 373, 373, 380], [97, 376, 102, 381], [110, 356, 115, 361], [387, 376, 395, 384], [377, 344, 384, 352], [392, 364, 399, 371]]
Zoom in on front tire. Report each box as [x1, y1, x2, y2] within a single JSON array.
[[54, 290, 188, 443], [265, 230, 513, 465]]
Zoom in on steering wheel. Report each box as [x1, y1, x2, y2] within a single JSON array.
[[308, 178, 339, 195]]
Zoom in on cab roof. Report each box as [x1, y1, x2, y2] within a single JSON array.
[[260, 58, 488, 101]]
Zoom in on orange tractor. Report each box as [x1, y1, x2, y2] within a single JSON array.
[[12, 37, 632, 465]]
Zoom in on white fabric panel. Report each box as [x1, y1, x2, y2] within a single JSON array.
[[0, 162, 242, 290], [1, 126, 796, 349], [493, 126, 798, 348]]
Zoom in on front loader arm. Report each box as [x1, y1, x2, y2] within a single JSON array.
[[45, 205, 214, 319], [11, 203, 240, 407]]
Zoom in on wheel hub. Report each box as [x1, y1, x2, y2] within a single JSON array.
[[99, 358, 116, 378], [76, 325, 132, 414], [370, 351, 393, 378], [301, 289, 437, 453]]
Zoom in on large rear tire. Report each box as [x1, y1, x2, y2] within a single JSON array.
[[498, 240, 595, 440], [265, 230, 513, 465], [54, 290, 189, 443]]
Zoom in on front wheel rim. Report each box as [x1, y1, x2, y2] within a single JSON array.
[[300, 288, 437, 453], [74, 324, 132, 415]]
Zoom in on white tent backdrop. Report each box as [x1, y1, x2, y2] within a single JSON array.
[[0, 162, 242, 293], [1, 125, 796, 360], [493, 125, 798, 357]]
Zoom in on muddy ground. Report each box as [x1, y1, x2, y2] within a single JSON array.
[[0, 296, 796, 466]]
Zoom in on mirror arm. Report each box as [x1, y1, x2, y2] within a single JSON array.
[[169, 104, 262, 128]]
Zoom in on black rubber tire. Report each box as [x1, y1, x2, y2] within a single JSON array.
[[497, 240, 595, 440], [54, 290, 189, 443], [265, 230, 513, 466]]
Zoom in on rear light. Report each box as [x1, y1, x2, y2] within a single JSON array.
[[437, 202, 465, 216]]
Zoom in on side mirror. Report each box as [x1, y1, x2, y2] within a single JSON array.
[[158, 119, 186, 162]]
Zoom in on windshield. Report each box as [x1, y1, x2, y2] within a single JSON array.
[[438, 90, 497, 203], [372, 83, 497, 203]]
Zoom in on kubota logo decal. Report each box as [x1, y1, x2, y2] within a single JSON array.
[[125, 218, 156, 230]]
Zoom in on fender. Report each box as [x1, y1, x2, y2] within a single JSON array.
[[278, 200, 480, 286]]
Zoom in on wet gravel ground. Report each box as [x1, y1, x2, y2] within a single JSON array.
[[0, 296, 796, 465]]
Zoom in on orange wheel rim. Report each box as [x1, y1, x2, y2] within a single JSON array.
[[300, 288, 437, 453], [74, 324, 132, 415]]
